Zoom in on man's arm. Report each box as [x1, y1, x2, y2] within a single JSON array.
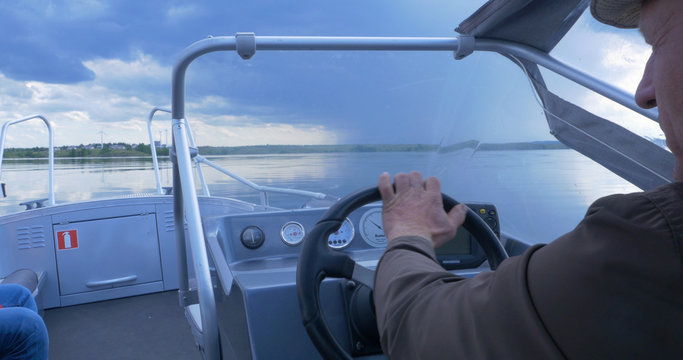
[[373, 171, 563, 359]]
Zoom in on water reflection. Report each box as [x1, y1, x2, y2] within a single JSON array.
[[0, 150, 639, 244]]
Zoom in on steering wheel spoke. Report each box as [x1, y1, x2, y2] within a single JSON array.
[[350, 261, 375, 290]]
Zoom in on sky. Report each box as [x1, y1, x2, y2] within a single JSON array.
[[0, 0, 659, 148]]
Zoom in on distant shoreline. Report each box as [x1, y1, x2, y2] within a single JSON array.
[[1, 141, 568, 159]]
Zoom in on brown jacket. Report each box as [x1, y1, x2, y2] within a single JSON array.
[[374, 182, 683, 359]]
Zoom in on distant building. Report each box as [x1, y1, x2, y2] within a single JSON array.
[[154, 141, 162, 148]]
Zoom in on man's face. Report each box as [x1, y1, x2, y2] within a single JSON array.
[[635, 0, 683, 180]]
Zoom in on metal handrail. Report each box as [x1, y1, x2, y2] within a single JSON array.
[[194, 155, 334, 206], [150, 108, 331, 206], [147, 108, 168, 195], [0, 115, 55, 206], [147, 108, 210, 195], [172, 34, 656, 122], [171, 34, 655, 360]]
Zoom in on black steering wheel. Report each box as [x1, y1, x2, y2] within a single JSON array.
[[296, 186, 509, 359]]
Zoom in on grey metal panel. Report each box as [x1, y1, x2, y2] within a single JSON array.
[[54, 213, 162, 296], [51, 203, 156, 224], [157, 199, 240, 291], [220, 269, 351, 359], [59, 281, 164, 307], [0, 195, 258, 309], [220, 206, 388, 266], [155, 204, 181, 290], [0, 217, 61, 309], [219, 208, 324, 264]]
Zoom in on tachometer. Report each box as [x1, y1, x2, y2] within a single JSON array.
[[281, 221, 305, 246], [360, 207, 386, 248], [327, 218, 354, 249]]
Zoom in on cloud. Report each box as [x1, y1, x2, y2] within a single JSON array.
[[84, 53, 168, 85], [19, 0, 110, 20], [0, 0, 113, 83], [0, 52, 340, 148], [0, 47, 96, 84], [166, 4, 205, 22], [2, 1, 661, 151], [187, 121, 340, 147]]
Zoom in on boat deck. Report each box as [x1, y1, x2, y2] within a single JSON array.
[[43, 291, 202, 360]]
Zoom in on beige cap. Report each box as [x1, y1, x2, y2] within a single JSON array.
[[590, 0, 645, 28]]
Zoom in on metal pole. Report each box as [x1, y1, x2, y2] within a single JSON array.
[[148, 108, 170, 195], [0, 115, 55, 205], [172, 117, 220, 359]]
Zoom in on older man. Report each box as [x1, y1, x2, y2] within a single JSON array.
[[374, 0, 683, 359]]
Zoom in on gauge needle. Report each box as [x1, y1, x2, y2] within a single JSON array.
[[370, 220, 383, 230]]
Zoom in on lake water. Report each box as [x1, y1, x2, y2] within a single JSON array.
[[0, 150, 640, 244]]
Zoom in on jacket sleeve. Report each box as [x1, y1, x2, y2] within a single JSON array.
[[374, 185, 683, 360], [373, 236, 563, 359]]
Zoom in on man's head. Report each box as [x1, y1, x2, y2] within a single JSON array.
[[592, 0, 683, 180]]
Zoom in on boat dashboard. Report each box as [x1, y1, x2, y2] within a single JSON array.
[[215, 202, 499, 271], [204, 202, 502, 359]]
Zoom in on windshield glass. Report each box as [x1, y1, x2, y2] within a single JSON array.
[[178, 1, 646, 244], [547, 10, 662, 147], [0, 1, 651, 245]]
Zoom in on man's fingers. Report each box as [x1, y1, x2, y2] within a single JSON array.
[[378, 172, 395, 203], [448, 203, 467, 228], [394, 172, 410, 192], [425, 176, 441, 193], [408, 171, 424, 189]]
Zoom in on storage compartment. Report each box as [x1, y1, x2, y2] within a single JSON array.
[[54, 213, 162, 296]]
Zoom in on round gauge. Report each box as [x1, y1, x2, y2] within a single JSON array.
[[360, 207, 387, 248], [241, 226, 265, 249], [281, 221, 305, 246], [327, 218, 354, 250]]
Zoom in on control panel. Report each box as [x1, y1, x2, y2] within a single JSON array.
[[218, 202, 499, 271]]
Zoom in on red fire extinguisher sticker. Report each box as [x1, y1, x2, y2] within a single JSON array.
[[57, 230, 78, 250]]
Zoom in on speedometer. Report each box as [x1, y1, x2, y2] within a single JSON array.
[[327, 218, 354, 249], [360, 207, 386, 247]]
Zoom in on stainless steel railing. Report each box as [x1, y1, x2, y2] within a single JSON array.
[[148, 107, 210, 196], [148, 107, 333, 206], [0, 115, 55, 207]]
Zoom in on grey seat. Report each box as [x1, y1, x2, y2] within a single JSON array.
[[0, 268, 39, 293]]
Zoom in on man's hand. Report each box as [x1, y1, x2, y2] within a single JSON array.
[[378, 171, 467, 248]]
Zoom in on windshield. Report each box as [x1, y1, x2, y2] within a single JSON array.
[[0, 1, 652, 245], [180, 2, 645, 244]]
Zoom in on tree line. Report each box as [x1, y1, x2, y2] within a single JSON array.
[[2, 143, 169, 158], [1, 141, 567, 159]]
